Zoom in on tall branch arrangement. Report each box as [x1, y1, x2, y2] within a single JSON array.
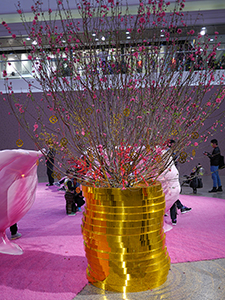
[[2, 0, 225, 188]]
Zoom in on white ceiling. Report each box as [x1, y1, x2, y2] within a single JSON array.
[[0, 0, 225, 50]]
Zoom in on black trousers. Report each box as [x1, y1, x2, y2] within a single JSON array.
[[170, 200, 183, 220], [10, 223, 18, 235], [47, 164, 54, 185]]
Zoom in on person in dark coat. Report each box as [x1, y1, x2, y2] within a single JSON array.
[[64, 170, 85, 215], [204, 139, 222, 192], [46, 147, 55, 186]]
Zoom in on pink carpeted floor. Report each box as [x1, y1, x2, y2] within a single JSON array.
[[165, 194, 225, 263], [0, 183, 225, 300]]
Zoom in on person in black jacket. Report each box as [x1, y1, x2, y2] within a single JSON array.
[[204, 139, 222, 192], [45, 147, 55, 186], [64, 169, 85, 215]]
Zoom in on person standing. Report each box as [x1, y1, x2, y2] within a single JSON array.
[[204, 139, 222, 193], [46, 147, 55, 186]]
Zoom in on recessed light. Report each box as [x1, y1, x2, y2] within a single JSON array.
[[200, 30, 206, 36]]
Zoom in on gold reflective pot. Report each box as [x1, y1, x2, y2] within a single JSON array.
[[82, 182, 170, 293]]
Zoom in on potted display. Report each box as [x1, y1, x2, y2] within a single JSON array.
[[2, 0, 225, 292]]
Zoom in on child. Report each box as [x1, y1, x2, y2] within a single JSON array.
[[64, 170, 85, 215]]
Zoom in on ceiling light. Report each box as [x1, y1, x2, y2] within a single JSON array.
[[32, 41, 37, 45], [200, 29, 206, 36], [101, 36, 105, 41]]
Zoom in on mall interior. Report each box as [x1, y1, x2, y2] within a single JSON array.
[[0, 1, 225, 299]]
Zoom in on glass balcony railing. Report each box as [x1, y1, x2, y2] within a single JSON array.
[[1, 49, 225, 80]]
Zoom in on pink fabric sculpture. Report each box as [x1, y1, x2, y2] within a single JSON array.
[[0, 149, 42, 255]]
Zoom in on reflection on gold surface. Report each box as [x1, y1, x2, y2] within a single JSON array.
[[82, 182, 170, 292]]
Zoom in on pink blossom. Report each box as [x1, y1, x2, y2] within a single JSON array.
[[194, 142, 198, 147], [177, 28, 182, 34], [155, 147, 162, 155], [216, 98, 221, 103], [2, 70, 7, 77], [133, 52, 139, 58], [33, 123, 39, 131], [206, 102, 211, 106], [28, 55, 32, 60], [17, 9, 22, 14], [139, 17, 146, 24]]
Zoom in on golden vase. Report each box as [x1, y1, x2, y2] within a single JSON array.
[[81, 182, 170, 293]]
